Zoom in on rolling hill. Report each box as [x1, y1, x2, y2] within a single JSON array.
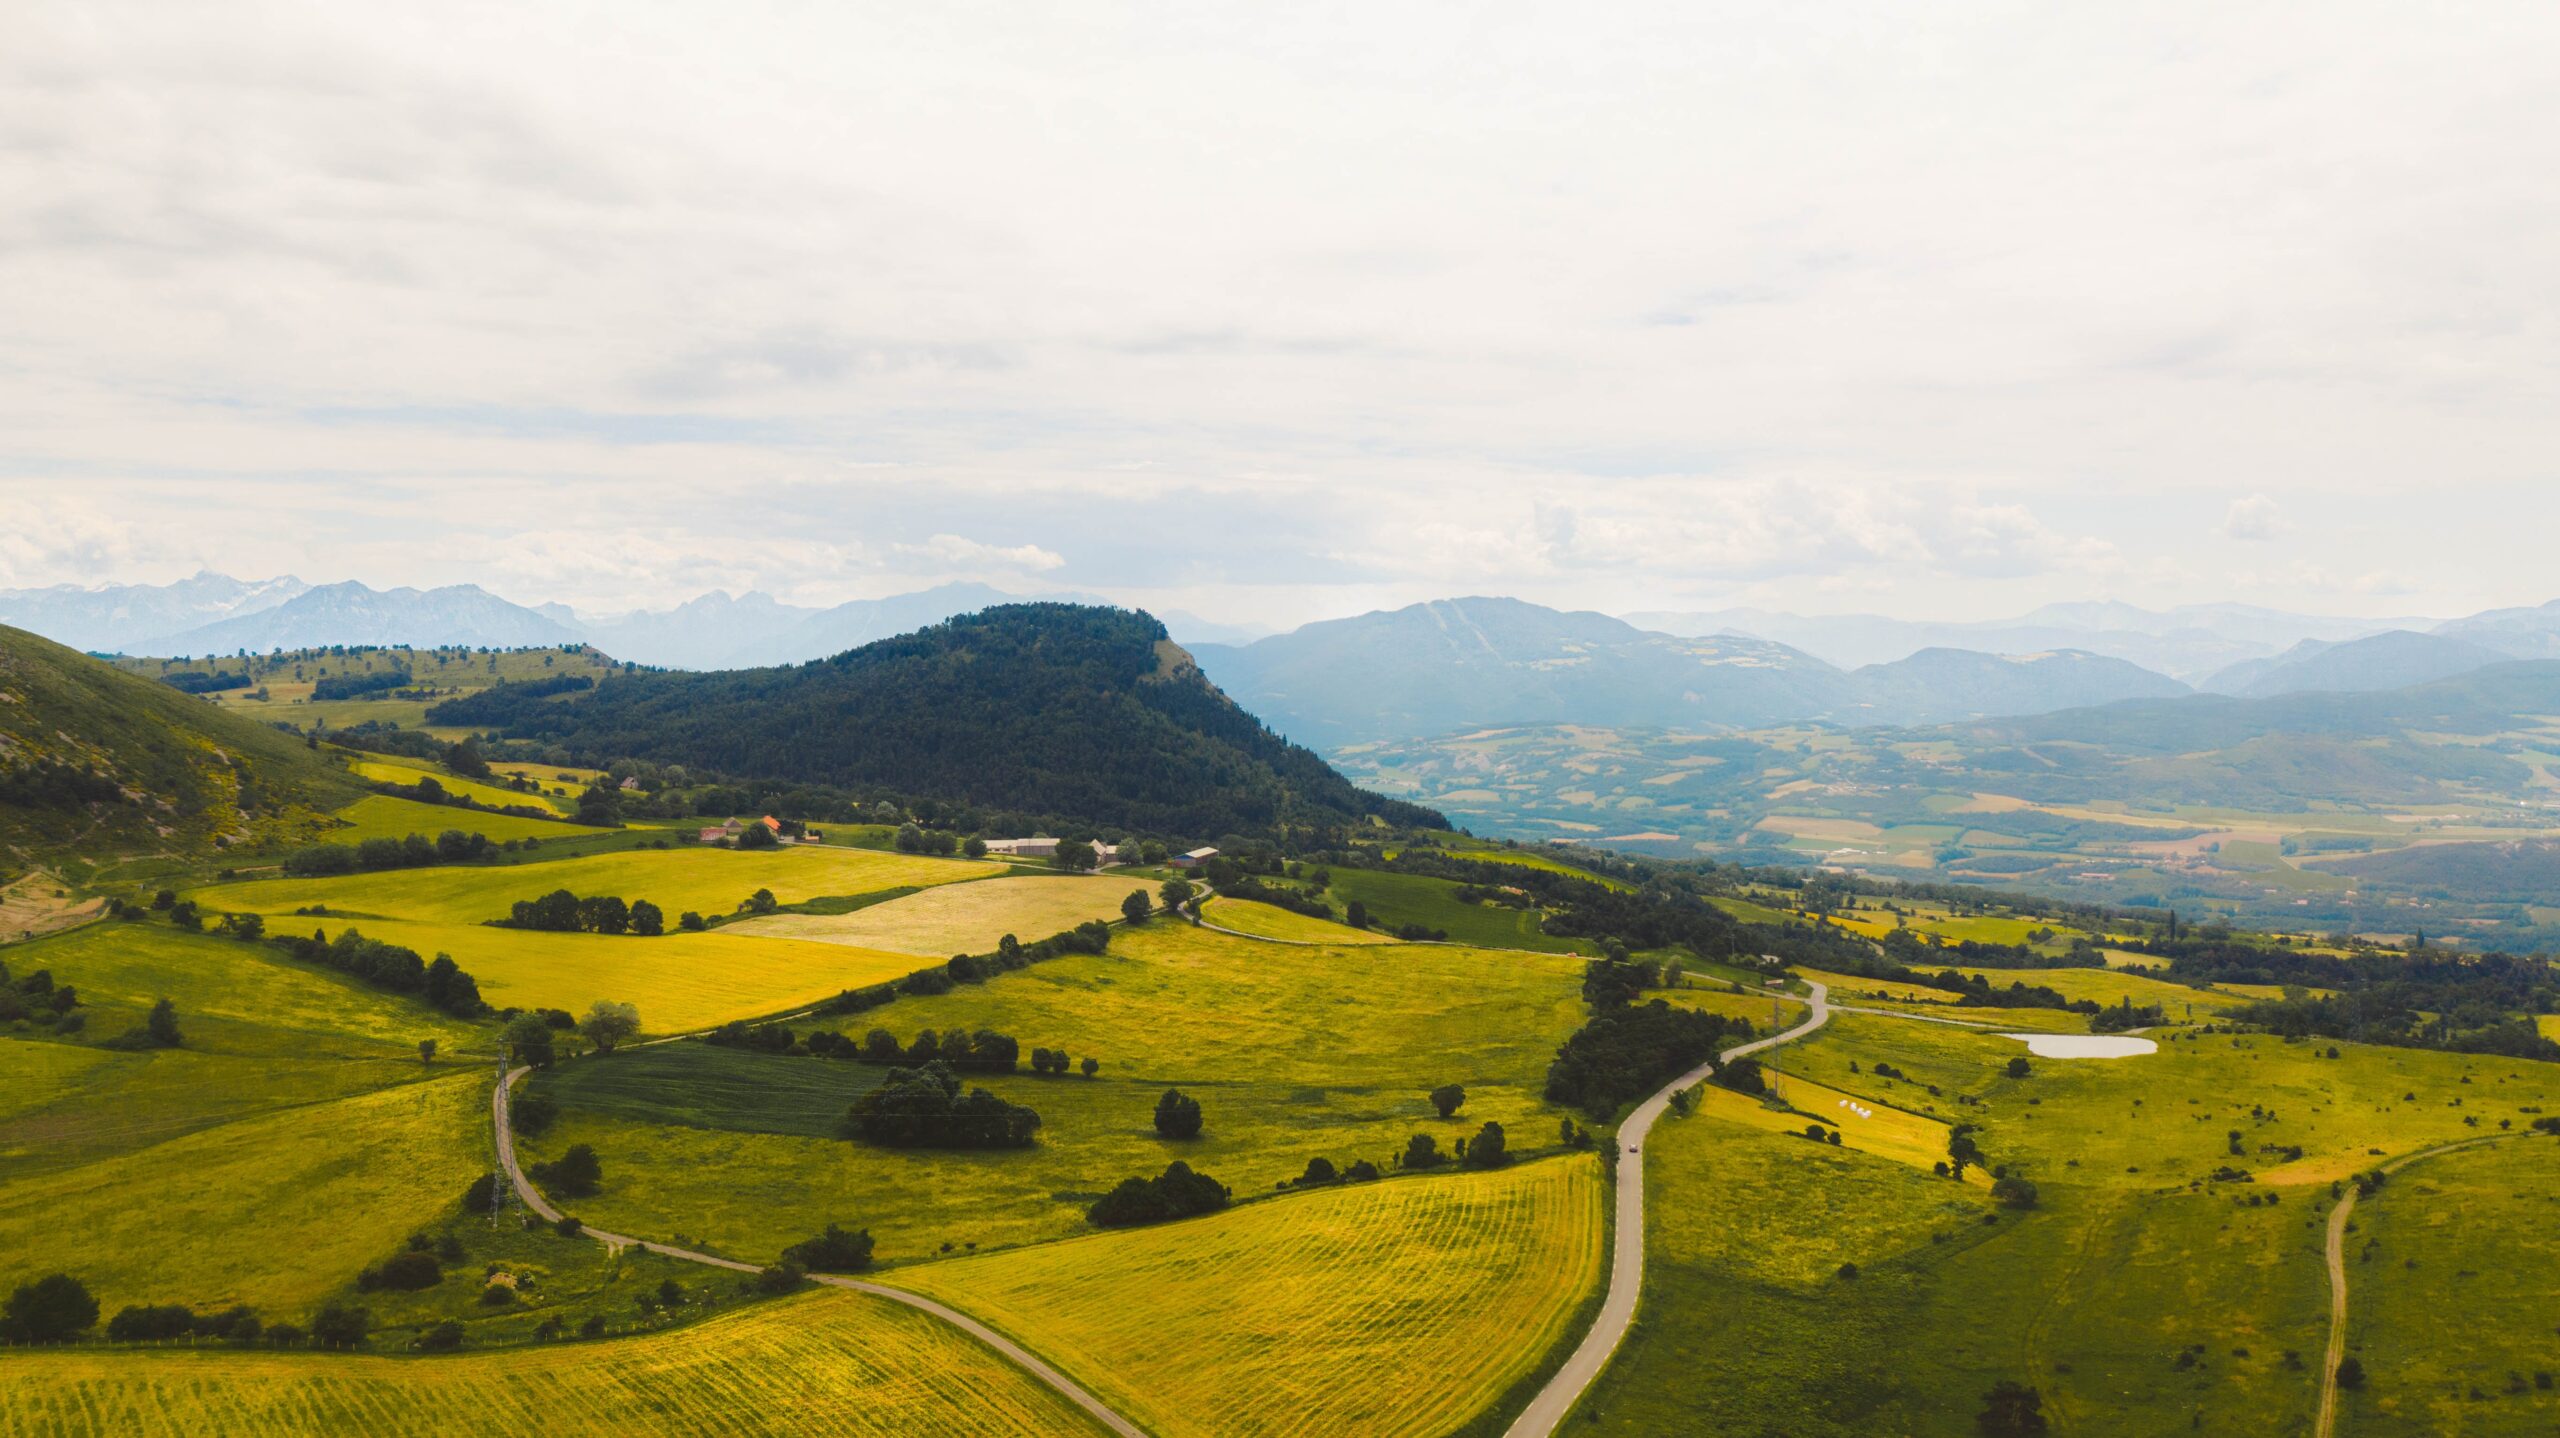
[[2202, 629, 2512, 697], [0, 624, 363, 866], [428, 604, 1438, 839]]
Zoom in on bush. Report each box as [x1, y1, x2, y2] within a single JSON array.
[[555, 1216, 584, 1238], [108, 1304, 199, 1341], [3, 1274, 98, 1344], [511, 1091, 559, 1137], [754, 1261, 807, 1295], [1087, 1161, 1231, 1228], [460, 1173, 502, 1214], [1976, 1380, 2048, 1436], [1992, 1175, 2040, 1210], [358, 1251, 442, 1293], [309, 1302, 370, 1350], [781, 1224, 876, 1274], [414, 1320, 465, 1352], [1154, 1088, 1204, 1139], [1430, 1084, 1466, 1119], [1461, 1120, 1510, 1169], [529, 1144, 602, 1198]]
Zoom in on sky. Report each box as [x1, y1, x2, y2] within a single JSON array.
[[5, 2, 2559, 629]]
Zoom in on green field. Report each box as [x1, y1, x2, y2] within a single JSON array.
[[898, 1156, 1606, 1438], [2345, 1135, 2560, 1434], [349, 758, 574, 816], [0, 1288, 1109, 1437], [1322, 868, 1590, 952], [513, 921, 1587, 1261], [321, 794, 610, 846], [731, 874, 1139, 955], [530, 1041, 885, 1137]]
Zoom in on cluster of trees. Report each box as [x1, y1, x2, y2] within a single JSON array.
[[159, 669, 249, 694], [502, 889, 667, 936], [0, 758, 126, 811], [5, 1275, 307, 1350], [781, 1224, 874, 1274], [283, 829, 499, 876], [100, 997, 183, 1052], [1028, 1046, 1096, 1076], [268, 926, 488, 1016], [529, 1144, 603, 1198], [1087, 1160, 1229, 1228], [1154, 1089, 1203, 1138], [854, 1027, 1026, 1071], [0, 961, 82, 1033], [1285, 1156, 1381, 1189], [311, 669, 415, 700], [817, 920, 1117, 1019], [105, 1302, 264, 1342], [1544, 959, 1744, 1117], [2134, 937, 2560, 1058], [2088, 998, 2168, 1033], [844, 1062, 1042, 1148], [1396, 1122, 1509, 1170], [371, 771, 562, 825], [1215, 874, 1334, 920]]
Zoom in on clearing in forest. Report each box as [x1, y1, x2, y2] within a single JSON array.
[[896, 1156, 1607, 1438], [0, 1288, 1109, 1438]]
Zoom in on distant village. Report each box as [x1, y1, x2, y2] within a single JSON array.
[[692, 815, 1215, 870]]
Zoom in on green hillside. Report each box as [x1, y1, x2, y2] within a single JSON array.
[[0, 624, 363, 870], [429, 604, 1441, 841]]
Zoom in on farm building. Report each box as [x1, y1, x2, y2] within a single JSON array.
[[983, 837, 1060, 858], [1169, 847, 1219, 869]]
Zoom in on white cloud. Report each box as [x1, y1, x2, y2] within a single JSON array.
[[2222, 494, 2286, 542], [899, 535, 1067, 574]]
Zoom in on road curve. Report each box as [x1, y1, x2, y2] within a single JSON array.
[[2313, 1132, 2519, 1438], [1502, 981, 1832, 1438], [493, 1067, 1148, 1438]]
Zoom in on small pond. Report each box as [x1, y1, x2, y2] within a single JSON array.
[[2002, 1033, 2158, 1059]]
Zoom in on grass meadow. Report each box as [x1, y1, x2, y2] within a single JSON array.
[[2345, 1134, 2560, 1434], [348, 758, 573, 815], [896, 1156, 1605, 1438], [0, 1289, 1109, 1438], [321, 794, 607, 846], [1320, 868, 1590, 952], [1200, 896, 1399, 944]]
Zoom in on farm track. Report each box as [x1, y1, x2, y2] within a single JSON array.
[[2313, 1131, 2523, 1438], [493, 1066, 1147, 1438], [1501, 980, 1833, 1438]]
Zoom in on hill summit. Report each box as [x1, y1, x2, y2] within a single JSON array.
[[431, 604, 1440, 839]]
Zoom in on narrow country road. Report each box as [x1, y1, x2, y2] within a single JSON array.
[[2313, 1132, 2519, 1438], [1502, 980, 1833, 1438], [493, 1067, 1148, 1438]]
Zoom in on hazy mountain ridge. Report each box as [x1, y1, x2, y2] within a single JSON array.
[[2201, 629, 2516, 698]]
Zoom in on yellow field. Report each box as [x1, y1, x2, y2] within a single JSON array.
[[732, 875, 1140, 956], [1946, 965, 2253, 1019], [323, 793, 605, 846], [1201, 897, 1399, 945], [293, 919, 923, 1032], [1687, 1073, 1975, 1179], [0, 1074, 485, 1314], [896, 1158, 1606, 1438], [350, 758, 571, 816], [1793, 967, 1953, 1003], [0, 1288, 1108, 1438], [201, 845, 996, 928]]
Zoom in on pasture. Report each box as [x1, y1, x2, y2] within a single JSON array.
[[512, 921, 1587, 1259], [1322, 868, 1588, 952], [201, 844, 995, 928], [733, 875, 1139, 955], [320, 794, 606, 846], [2346, 1135, 2560, 1434], [349, 758, 572, 816], [896, 1156, 1605, 1438], [0, 1074, 486, 1316], [0, 1289, 1109, 1438], [1199, 897, 1397, 944]]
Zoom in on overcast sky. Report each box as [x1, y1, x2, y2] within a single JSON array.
[[5, 3, 2558, 627]]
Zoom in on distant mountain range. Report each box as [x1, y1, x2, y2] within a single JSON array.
[[1187, 598, 2191, 746]]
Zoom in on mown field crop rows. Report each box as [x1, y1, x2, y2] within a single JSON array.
[[733, 875, 1140, 955], [0, 1289, 1109, 1438], [897, 1156, 1606, 1438]]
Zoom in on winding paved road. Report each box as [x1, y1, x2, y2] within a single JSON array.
[[1501, 980, 1833, 1438], [493, 1067, 1148, 1438], [2313, 1132, 2520, 1438]]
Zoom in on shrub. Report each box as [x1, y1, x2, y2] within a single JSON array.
[[108, 1304, 199, 1341], [1087, 1161, 1231, 1228], [529, 1144, 602, 1198], [1976, 1380, 2048, 1436], [1461, 1120, 1509, 1169], [478, 1284, 516, 1307], [555, 1216, 584, 1238], [309, 1302, 370, 1350], [415, 1320, 465, 1352], [511, 1091, 559, 1137], [359, 1251, 442, 1293], [781, 1224, 875, 1274], [1401, 1133, 1445, 1170], [1992, 1175, 2040, 1210], [1154, 1088, 1204, 1139], [754, 1261, 807, 1295], [1430, 1084, 1466, 1119], [460, 1173, 502, 1214]]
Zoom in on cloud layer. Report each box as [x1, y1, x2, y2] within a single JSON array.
[[4, 4, 2557, 625]]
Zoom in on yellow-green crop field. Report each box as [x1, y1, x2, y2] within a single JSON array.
[[1945, 965, 2260, 1019], [1200, 896, 1399, 944], [1689, 1071, 1970, 1177], [732, 875, 1139, 955], [896, 1156, 1605, 1438], [0, 1074, 486, 1315], [0, 1288, 1109, 1438], [201, 845, 993, 927], [289, 919, 922, 1033], [348, 758, 572, 815], [321, 794, 605, 845], [514, 921, 1587, 1259]]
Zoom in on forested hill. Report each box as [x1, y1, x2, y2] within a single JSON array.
[[0, 623, 362, 864], [429, 604, 1443, 840]]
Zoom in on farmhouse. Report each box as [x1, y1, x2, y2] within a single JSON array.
[[1170, 847, 1219, 869], [984, 837, 1060, 859]]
